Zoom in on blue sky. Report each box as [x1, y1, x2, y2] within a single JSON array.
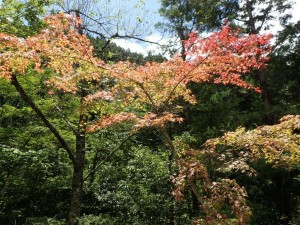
[[110, 0, 166, 55], [112, 0, 300, 56]]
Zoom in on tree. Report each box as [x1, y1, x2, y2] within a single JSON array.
[[172, 115, 300, 224], [0, 0, 163, 222], [0, 13, 109, 225], [89, 24, 272, 224], [264, 20, 300, 122], [89, 24, 272, 158], [158, 0, 295, 125], [202, 115, 300, 224], [235, 0, 293, 123], [237, 0, 293, 34], [0, 12, 272, 225]]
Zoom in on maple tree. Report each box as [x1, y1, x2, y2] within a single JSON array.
[[89, 25, 272, 130], [0, 13, 109, 225], [174, 115, 300, 224], [88, 21, 273, 225], [0, 13, 272, 224], [204, 114, 300, 172]]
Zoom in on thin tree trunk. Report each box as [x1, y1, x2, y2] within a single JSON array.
[[68, 90, 88, 225], [258, 71, 273, 123], [67, 11, 89, 225], [191, 190, 200, 216], [159, 126, 202, 224], [259, 72, 270, 108], [176, 26, 187, 61], [245, 0, 257, 34], [159, 126, 177, 225]]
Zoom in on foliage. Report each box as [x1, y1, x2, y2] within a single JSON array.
[[172, 149, 251, 224], [173, 115, 300, 224], [237, 0, 293, 34], [84, 144, 173, 225], [158, 0, 239, 40], [1, 4, 299, 225], [266, 20, 300, 118], [0, 144, 71, 223], [204, 115, 300, 170], [88, 25, 272, 134], [0, 0, 53, 37]]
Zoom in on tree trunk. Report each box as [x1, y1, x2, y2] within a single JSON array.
[[259, 72, 270, 108], [191, 190, 200, 216], [10, 74, 88, 224], [67, 12, 88, 224], [176, 26, 187, 61], [68, 131, 86, 224], [68, 93, 88, 225], [245, 0, 273, 123], [245, 0, 257, 34]]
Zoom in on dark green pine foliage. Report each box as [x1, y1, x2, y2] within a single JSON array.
[[158, 0, 239, 33], [267, 21, 300, 118]]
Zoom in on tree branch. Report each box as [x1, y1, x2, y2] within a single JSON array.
[[55, 105, 77, 135], [159, 126, 177, 161], [66, 9, 110, 37], [189, 178, 203, 205], [84, 132, 134, 181], [113, 33, 162, 46], [10, 75, 76, 164]]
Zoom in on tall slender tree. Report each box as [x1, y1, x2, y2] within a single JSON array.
[[237, 0, 293, 123]]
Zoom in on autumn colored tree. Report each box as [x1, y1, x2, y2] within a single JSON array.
[[175, 115, 300, 224], [89, 24, 273, 224], [0, 13, 110, 225], [90, 24, 272, 128], [0, 12, 272, 225]]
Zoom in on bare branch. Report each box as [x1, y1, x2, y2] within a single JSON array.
[[84, 132, 135, 181], [55, 106, 77, 135]]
